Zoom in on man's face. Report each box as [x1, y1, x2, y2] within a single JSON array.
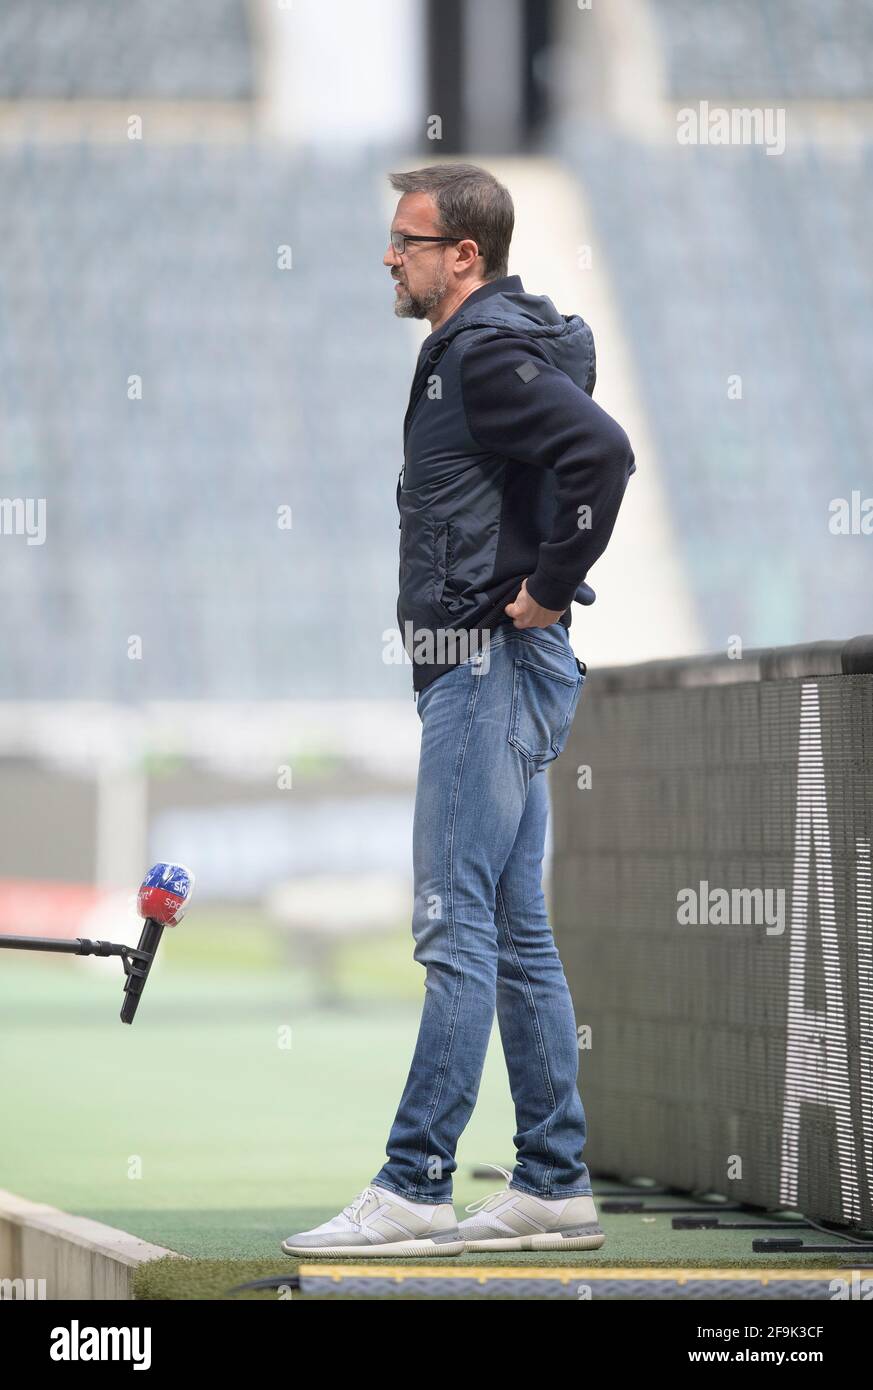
[[384, 192, 451, 320]]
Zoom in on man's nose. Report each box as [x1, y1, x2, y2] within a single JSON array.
[[383, 243, 399, 267]]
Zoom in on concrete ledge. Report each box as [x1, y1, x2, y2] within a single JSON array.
[[0, 1188, 185, 1300]]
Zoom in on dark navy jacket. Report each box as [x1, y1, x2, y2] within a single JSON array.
[[397, 274, 636, 692]]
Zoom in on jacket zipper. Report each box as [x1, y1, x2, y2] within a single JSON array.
[[396, 462, 413, 696]]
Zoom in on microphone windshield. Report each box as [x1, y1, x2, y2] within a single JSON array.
[[137, 863, 195, 926]]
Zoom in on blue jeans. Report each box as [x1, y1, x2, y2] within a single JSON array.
[[371, 621, 591, 1203]]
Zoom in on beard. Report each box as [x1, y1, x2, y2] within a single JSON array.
[[393, 269, 449, 319]]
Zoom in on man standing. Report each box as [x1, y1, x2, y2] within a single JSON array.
[[282, 163, 635, 1259]]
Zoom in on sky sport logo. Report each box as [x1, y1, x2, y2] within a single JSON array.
[[50, 1321, 151, 1370]]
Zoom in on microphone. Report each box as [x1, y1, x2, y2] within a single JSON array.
[[120, 863, 194, 1024]]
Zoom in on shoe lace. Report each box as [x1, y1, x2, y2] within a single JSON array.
[[341, 1186, 379, 1228], [464, 1163, 514, 1214]]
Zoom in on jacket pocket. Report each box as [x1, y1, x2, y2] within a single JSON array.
[[432, 519, 466, 617]]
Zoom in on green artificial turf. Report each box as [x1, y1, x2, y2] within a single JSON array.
[[0, 929, 517, 1257], [0, 925, 852, 1299]]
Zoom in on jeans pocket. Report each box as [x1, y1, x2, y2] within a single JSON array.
[[508, 654, 583, 767]]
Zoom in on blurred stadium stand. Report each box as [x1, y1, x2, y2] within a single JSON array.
[[554, 126, 873, 650], [0, 0, 254, 99], [0, 0, 870, 700], [0, 141, 411, 698], [648, 0, 873, 100]]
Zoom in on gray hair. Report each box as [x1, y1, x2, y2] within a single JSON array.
[[388, 162, 514, 281]]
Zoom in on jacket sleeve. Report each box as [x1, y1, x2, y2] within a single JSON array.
[[460, 336, 636, 613]]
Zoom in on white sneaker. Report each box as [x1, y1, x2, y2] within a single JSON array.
[[458, 1164, 605, 1252], [281, 1184, 465, 1258]]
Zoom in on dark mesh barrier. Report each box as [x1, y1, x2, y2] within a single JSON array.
[[552, 636, 873, 1230]]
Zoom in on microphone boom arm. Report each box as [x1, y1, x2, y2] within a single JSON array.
[[0, 919, 164, 1025]]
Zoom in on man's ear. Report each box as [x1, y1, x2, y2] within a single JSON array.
[[455, 237, 480, 272]]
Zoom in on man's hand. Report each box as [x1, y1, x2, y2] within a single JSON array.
[[504, 578, 565, 630]]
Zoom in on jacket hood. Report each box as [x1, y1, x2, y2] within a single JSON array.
[[425, 288, 597, 396]]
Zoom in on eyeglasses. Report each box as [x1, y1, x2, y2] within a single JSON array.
[[389, 231, 460, 255]]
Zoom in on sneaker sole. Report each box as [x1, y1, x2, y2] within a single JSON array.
[[462, 1227, 606, 1252], [280, 1237, 466, 1259]]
